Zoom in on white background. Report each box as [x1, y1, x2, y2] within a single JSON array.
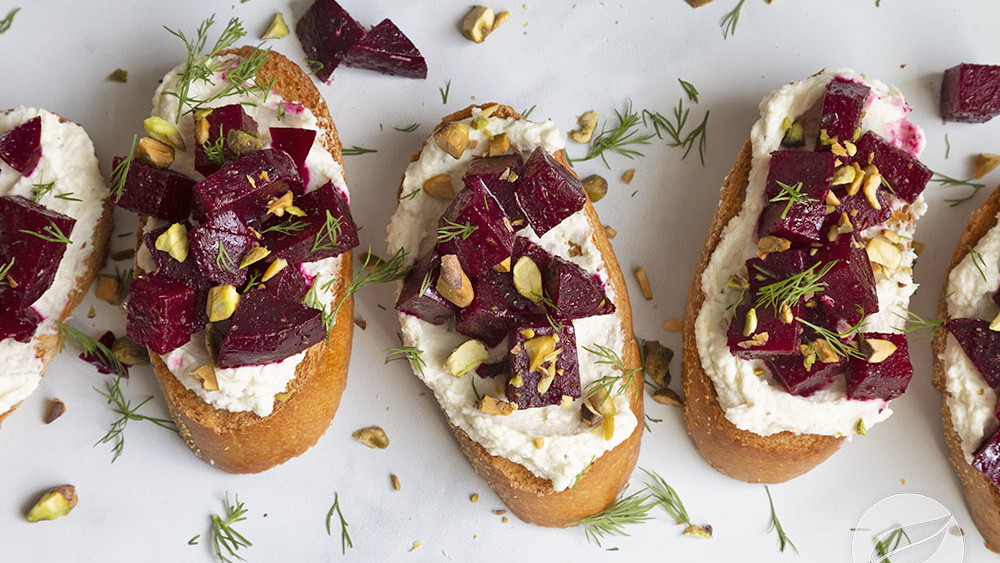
[[1, 0, 999, 561]]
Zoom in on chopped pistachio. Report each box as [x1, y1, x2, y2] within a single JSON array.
[[391, 474, 401, 491], [155, 222, 190, 263], [136, 136, 174, 168], [862, 170, 883, 210], [26, 485, 77, 522], [856, 418, 867, 436], [422, 173, 456, 199], [866, 236, 903, 271], [143, 116, 185, 150], [831, 164, 856, 186], [643, 340, 673, 387], [862, 338, 898, 364], [207, 284, 241, 322], [990, 310, 1000, 332], [108, 68, 128, 83], [811, 338, 839, 364], [604, 225, 617, 239], [194, 115, 210, 145], [112, 336, 149, 366], [580, 174, 609, 202], [568, 110, 599, 143], [261, 258, 288, 282], [192, 364, 219, 391], [532, 437, 545, 449], [462, 6, 495, 43], [682, 524, 713, 539], [488, 132, 510, 156], [757, 236, 791, 254], [622, 168, 636, 184], [662, 318, 683, 333], [477, 395, 516, 415], [846, 162, 864, 195], [492, 10, 511, 30], [261, 12, 290, 39], [238, 245, 271, 269], [433, 122, 470, 159], [512, 256, 543, 304], [524, 334, 558, 374], [743, 307, 758, 336], [778, 302, 794, 324], [44, 399, 66, 424], [470, 493, 480, 502], [973, 153, 1000, 179], [445, 339, 489, 377], [726, 274, 749, 291], [492, 256, 512, 272], [651, 388, 683, 407], [353, 426, 390, 449], [95, 274, 122, 305], [226, 129, 264, 156], [436, 254, 474, 307], [780, 120, 805, 148], [634, 266, 653, 300]]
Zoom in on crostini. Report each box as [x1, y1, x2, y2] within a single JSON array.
[[0, 107, 112, 423], [386, 104, 642, 526], [934, 184, 1000, 552], [112, 40, 358, 473], [683, 69, 931, 482]]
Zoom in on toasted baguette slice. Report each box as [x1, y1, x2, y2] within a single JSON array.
[[933, 184, 1000, 552], [682, 141, 842, 483], [143, 47, 353, 474], [0, 109, 113, 424], [395, 104, 642, 527]]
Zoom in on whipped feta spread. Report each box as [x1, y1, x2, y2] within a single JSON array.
[[695, 69, 926, 437], [139, 55, 347, 417], [0, 107, 107, 416], [386, 111, 637, 491], [943, 210, 1000, 461]]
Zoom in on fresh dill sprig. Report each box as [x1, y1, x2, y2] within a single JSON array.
[[765, 486, 798, 554], [967, 245, 989, 282], [769, 181, 815, 219], [0, 257, 13, 286], [520, 104, 537, 119], [215, 242, 237, 273], [797, 315, 868, 360], [721, 0, 747, 39], [944, 133, 951, 159], [311, 210, 343, 253], [641, 468, 691, 526], [327, 247, 409, 332], [31, 181, 55, 202], [342, 145, 377, 156], [565, 487, 657, 547], [439, 79, 451, 104], [933, 173, 986, 207], [471, 376, 482, 402], [0, 7, 19, 34], [894, 307, 945, 339], [305, 59, 325, 76], [583, 344, 641, 403], [325, 493, 353, 554], [873, 525, 911, 561], [116, 267, 135, 301], [755, 261, 836, 313], [398, 189, 421, 201], [642, 101, 710, 165], [212, 492, 252, 563], [581, 102, 654, 168], [54, 192, 82, 202], [188, 535, 200, 545], [418, 269, 433, 296], [110, 135, 138, 202], [394, 123, 419, 133], [20, 218, 72, 244], [94, 376, 176, 462], [436, 218, 478, 242], [261, 217, 308, 236], [202, 129, 227, 166], [678, 79, 699, 103], [55, 321, 125, 376], [385, 346, 426, 377]]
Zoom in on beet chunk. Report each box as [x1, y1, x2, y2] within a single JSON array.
[[514, 147, 586, 237], [437, 179, 514, 277], [456, 272, 518, 348], [477, 358, 509, 379], [194, 104, 260, 177], [542, 254, 615, 320], [945, 318, 1000, 388], [263, 181, 359, 263], [505, 317, 581, 409], [394, 249, 458, 325], [295, 0, 366, 83], [142, 222, 199, 282], [727, 299, 803, 359], [0, 196, 76, 309], [193, 148, 303, 223], [813, 234, 878, 327], [846, 333, 912, 401], [767, 356, 844, 396], [126, 273, 198, 355], [941, 63, 1000, 123], [763, 150, 836, 200], [758, 166, 831, 245], [816, 77, 870, 148], [851, 131, 931, 204], [188, 210, 256, 286], [828, 188, 891, 233], [973, 428, 1000, 488], [343, 19, 427, 79], [464, 154, 526, 230], [217, 289, 325, 368], [0, 116, 42, 176], [264, 263, 311, 302], [269, 127, 316, 169], [0, 307, 40, 343], [112, 157, 195, 222]]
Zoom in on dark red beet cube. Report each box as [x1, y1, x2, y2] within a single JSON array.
[[513, 236, 554, 271], [767, 356, 844, 396], [994, 286, 1000, 309], [264, 263, 311, 302], [746, 248, 810, 290], [194, 104, 260, 177], [973, 428, 1000, 487], [505, 317, 581, 409], [263, 181, 359, 263], [343, 19, 427, 79], [192, 148, 302, 222], [941, 63, 1000, 123], [829, 188, 891, 232], [295, 0, 366, 83], [464, 154, 526, 230], [514, 147, 586, 237], [217, 289, 325, 368], [477, 358, 509, 379], [142, 222, 199, 282], [758, 159, 831, 247], [269, 127, 316, 168], [188, 210, 256, 286], [816, 77, 870, 148], [847, 332, 912, 401], [456, 271, 518, 348], [727, 300, 803, 359], [126, 272, 198, 355], [944, 318, 1000, 388], [0, 116, 42, 176], [0, 306, 40, 343], [851, 131, 931, 204], [0, 196, 76, 309], [542, 254, 615, 320], [112, 157, 195, 222], [763, 150, 836, 200], [814, 234, 878, 327], [394, 249, 458, 325], [437, 179, 514, 277]]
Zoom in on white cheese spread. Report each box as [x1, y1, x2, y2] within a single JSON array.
[[695, 69, 926, 437], [387, 112, 636, 491], [0, 107, 108, 416]]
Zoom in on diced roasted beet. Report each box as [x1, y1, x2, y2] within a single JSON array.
[[994, 286, 1000, 309], [263, 181, 359, 263], [828, 188, 891, 232], [941, 63, 1000, 123], [194, 104, 260, 176], [342, 18, 427, 79], [851, 131, 932, 204], [192, 148, 303, 222], [763, 150, 836, 200], [514, 147, 586, 237], [766, 356, 844, 396], [727, 300, 803, 358], [477, 358, 509, 379], [188, 210, 256, 286], [437, 179, 514, 277], [846, 333, 912, 401], [505, 317, 581, 409], [456, 268, 537, 347], [0, 116, 41, 176], [973, 428, 1000, 487], [0, 306, 40, 343], [0, 196, 76, 309], [816, 77, 870, 148], [464, 154, 526, 230], [542, 254, 615, 320], [264, 263, 310, 302], [758, 200, 827, 245], [512, 236, 554, 271], [757, 161, 831, 246], [394, 249, 458, 325], [745, 248, 810, 291], [142, 222, 199, 281], [945, 318, 1000, 388], [295, 0, 367, 83], [112, 157, 195, 222], [269, 127, 316, 168], [126, 273, 198, 355], [814, 234, 878, 327], [217, 289, 325, 368], [79, 330, 128, 376]]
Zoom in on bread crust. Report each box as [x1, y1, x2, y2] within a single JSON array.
[[144, 46, 353, 473], [681, 141, 842, 483], [932, 184, 1000, 552], [398, 104, 642, 527]]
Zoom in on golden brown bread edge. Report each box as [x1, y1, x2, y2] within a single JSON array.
[[399, 104, 643, 527], [143, 46, 353, 474], [681, 141, 842, 483], [0, 112, 113, 425], [932, 184, 1000, 553]]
